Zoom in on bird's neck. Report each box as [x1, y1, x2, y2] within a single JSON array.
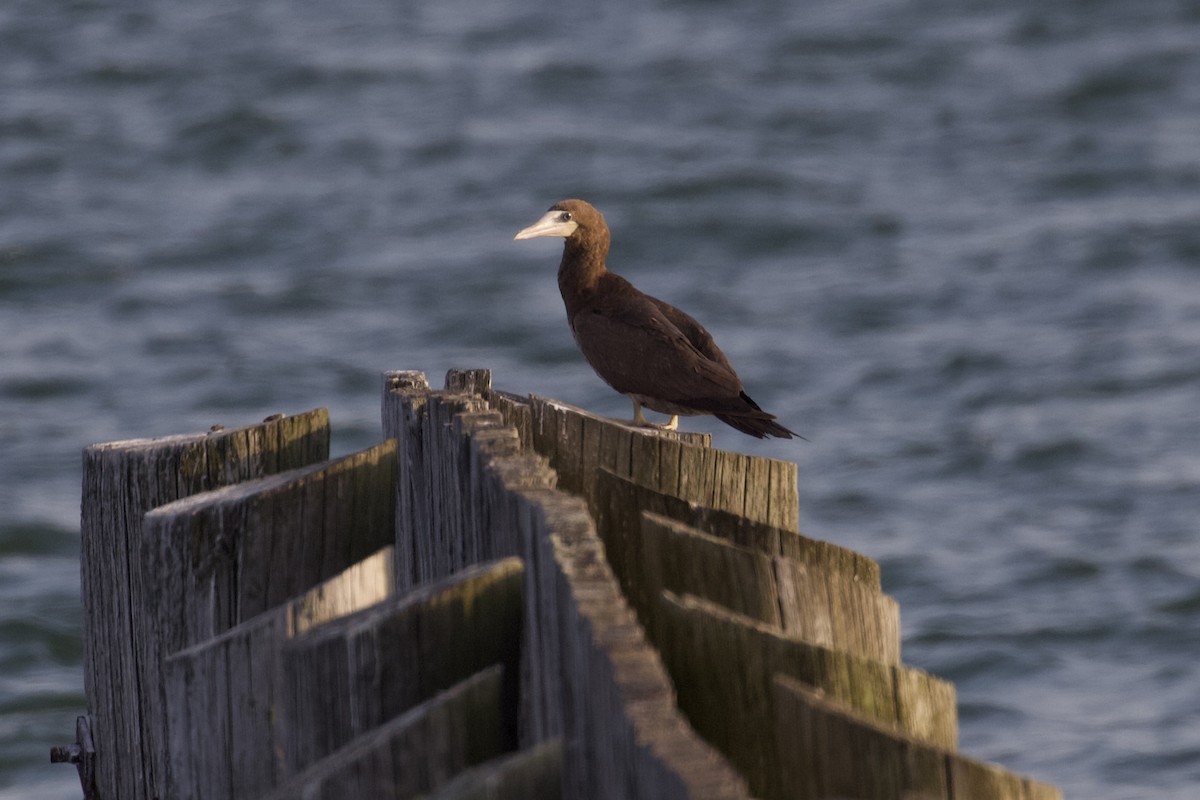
[[557, 235, 609, 314]]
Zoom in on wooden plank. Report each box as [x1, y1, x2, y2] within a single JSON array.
[[227, 618, 276, 796], [950, 757, 1030, 800], [269, 409, 333, 476], [594, 467, 879, 590], [185, 640, 231, 800], [258, 666, 513, 800], [629, 426, 661, 489], [607, 415, 633, 480], [422, 739, 562, 800], [80, 408, 330, 800], [480, 456, 557, 569], [677, 443, 716, 511], [657, 436, 684, 498], [773, 674, 946, 800], [765, 457, 799, 532], [510, 393, 708, 501], [455, 411, 515, 568], [147, 460, 396, 796], [772, 552, 901, 664], [595, 473, 893, 667], [653, 590, 958, 799], [638, 512, 782, 630], [637, 511, 900, 665], [163, 546, 396, 799], [143, 440, 397, 651], [445, 367, 493, 395], [265, 470, 306, 617], [279, 558, 524, 773], [552, 400, 586, 495], [739, 452, 772, 529], [672, 442, 797, 530], [381, 369, 433, 590], [415, 392, 490, 583], [286, 545, 397, 635], [711, 450, 748, 519], [772, 675, 1061, 800], [891, 661, 958, 754], [488, 389, 535, 451], [164, 651, 194, 800], [579, 413, 606, 507]]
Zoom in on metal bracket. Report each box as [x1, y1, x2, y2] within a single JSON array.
[[50, 715, 98, 800]]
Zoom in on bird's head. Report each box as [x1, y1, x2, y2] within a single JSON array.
[[513, 199, 606, 243]]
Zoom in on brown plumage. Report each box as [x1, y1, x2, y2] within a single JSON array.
[[514, 198, 797, 440]]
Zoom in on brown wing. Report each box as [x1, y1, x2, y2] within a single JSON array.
[[646, 295, 739, 377], [569, 288, 750, 410]]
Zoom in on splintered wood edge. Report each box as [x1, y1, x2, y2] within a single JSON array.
[[141, 439, 398, 521], [83, 408, 330, 454], [772, 675, 1061, 800]]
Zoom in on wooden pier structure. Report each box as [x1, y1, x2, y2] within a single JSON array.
[[56, 368, 1061, 799]]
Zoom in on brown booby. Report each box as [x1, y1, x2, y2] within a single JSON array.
[[514, 199, 797, 439]]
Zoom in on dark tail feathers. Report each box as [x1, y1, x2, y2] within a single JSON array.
[[715, 392, 802, 439], [714, 411, 800, 439]]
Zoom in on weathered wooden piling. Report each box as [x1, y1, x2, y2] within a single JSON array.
[[79, 411, 331, 800], [60, 368, 1061, 799]]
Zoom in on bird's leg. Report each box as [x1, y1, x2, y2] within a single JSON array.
[[630, 398, 679, 431], [631, 398, 651, 427]]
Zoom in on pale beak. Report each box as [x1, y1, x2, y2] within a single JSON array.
[[514, 210, 578, 241]]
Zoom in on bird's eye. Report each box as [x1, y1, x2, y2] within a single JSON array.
[[558, 211, 572, 222]]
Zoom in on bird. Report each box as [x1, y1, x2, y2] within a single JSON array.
[[514, 198, 797, 439]]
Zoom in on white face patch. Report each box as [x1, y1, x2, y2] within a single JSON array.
[[514, 209, 579, 240]]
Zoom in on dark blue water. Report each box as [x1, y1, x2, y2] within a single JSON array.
[[3, 1, 1199, 797]]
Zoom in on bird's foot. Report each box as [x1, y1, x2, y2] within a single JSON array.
[[631, 420, 676, 431], [630, 400, 677, 431], [629, 414, 679, 432]]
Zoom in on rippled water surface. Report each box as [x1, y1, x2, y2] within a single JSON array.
[[3, 1, 1199, 797]]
